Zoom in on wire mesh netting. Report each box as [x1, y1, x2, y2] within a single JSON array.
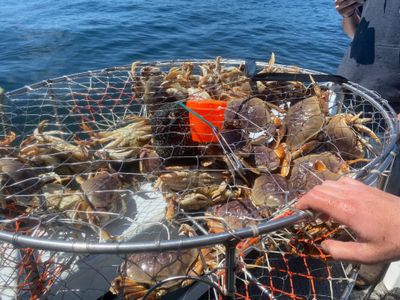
[[0, 56, 398, 299]]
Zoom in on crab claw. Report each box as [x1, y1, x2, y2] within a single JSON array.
[[0, 131, 16, 146], [110, 276, 151, 300]]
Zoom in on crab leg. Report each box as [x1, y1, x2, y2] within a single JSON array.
[[353, 123, 382, 145], [346, 158, 371, 165], [110, 276, 152, 300], [279, 140, 319, 177], [164, 197, 177, 221]]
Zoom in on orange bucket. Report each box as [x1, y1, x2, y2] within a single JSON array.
[[186, 99, 227, 143]]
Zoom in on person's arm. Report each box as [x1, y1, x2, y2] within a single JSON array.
[[296, 177, 400, 264], [335, 0, 362, 39]]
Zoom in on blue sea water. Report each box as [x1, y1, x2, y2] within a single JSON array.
[[0, 0, 350, 92]]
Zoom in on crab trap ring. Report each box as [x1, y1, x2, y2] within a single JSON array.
[[0, 58, 398, 299]]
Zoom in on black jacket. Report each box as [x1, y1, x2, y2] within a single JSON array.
[[337, 0, 400, 112]]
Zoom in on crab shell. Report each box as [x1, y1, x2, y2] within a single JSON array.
[[123, 249, 197, 288], [300, 163, 344, 192], [284, 96, 325, 150], [238, 144, 281, 173], [289, 152, 349, 194], [251, 174, 291, 214], [110, 249, 200, 299], [80, 171, 123, 210], [0, 158, 41, 207], [42, 183, 84, 212], [43, 173, 127, 231], [326, 114, 368, 159], [206, 198, 261, 233], [139, 146, 162, 175], [224, 97, 271, 130]]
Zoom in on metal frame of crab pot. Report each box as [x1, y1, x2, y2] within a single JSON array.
[[0, 209, 359, 300], [1, 60, 399, 300]]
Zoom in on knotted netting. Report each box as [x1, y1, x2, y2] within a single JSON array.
[[0, 56, 397, 299]]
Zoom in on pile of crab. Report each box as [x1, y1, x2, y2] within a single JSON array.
[[108, 55, 381, 299], [137, 55, 381, 221], [0, 55, 382, 299]]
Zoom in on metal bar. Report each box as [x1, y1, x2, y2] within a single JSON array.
[[241, 267, 276, 299], [252, 72, 348, 83], [224, 242, 237, 299], [340, 266, 359, 300], [0, 211, 310, 254]]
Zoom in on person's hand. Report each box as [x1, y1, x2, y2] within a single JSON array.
[[335, 0, 362, 18], [296, 177, 400, 264]]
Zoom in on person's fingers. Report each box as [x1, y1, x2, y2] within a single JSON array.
[[321, 240, 356, 260], [338, 4, 359, 16], [335, 0, 360, 8], [337, 1, 354, 9], [335, 0, 356, 5], [296, 184, 358, 227], [336, 1, 361, 16], [321, 240, 379, 264]]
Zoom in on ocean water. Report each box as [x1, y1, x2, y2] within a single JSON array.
[[0, 0, 350, 92]]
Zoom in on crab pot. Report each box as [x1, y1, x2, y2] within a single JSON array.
[[0, 59, 397, 300], [186, 99, 227, 143]]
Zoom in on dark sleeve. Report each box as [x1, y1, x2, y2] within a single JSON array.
[[356, 3, 363, 16]]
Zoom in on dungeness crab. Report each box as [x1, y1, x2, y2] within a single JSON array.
[[110, 225, 216, 300], [155, 167, 238, 220], [41, 170, 127, 240], [83, 115, 152, 160], [206, 198, 262, 234]]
